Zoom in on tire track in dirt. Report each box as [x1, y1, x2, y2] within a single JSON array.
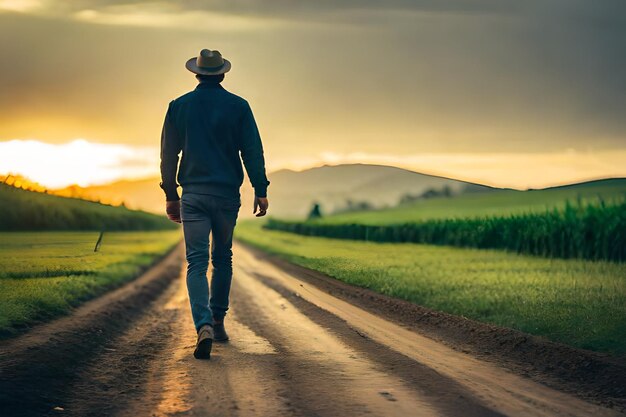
[[232, 243, 624, 417], [229, 272, 488, 417], [233, 273, 502, 417], [62, 264, 294, 417]]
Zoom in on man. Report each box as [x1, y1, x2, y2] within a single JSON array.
[[159, 49, 270, 360]]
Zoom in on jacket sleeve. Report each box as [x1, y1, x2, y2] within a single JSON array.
[[159, 101, 182, 201], [239, 102, 270, 198]]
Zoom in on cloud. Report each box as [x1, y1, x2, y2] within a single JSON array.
[[4, 0, 625, 24], [71, 2, 289, 32], [0, 0, 45, 13], [0, 0, 516, 20]]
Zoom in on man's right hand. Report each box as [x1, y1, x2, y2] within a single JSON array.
[[166, 200, 181, 223], [253, 196, 269, 217]]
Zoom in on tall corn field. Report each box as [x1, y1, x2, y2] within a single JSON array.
[[265, 198, 626, 262]]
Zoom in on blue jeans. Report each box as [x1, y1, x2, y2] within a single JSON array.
[[181, 192, 240, 331]]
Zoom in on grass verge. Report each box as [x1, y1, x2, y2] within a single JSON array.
[[236, 220, 626, 355], [0, 231, 181, 337]]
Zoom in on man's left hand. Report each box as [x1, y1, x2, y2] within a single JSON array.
[[253, 196, 269, 217], [166, 200, 181, 223]]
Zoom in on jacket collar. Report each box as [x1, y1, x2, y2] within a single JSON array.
[[195, 82, 224, 90]]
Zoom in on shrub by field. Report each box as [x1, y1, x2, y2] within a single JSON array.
[[0, 183, 175, 231], [0, 231, 180, 336], [266, 199, 626, 262], [236, 221, 626, 355]]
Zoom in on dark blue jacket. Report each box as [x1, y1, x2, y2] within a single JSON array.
[[159, 80, 270, 201]]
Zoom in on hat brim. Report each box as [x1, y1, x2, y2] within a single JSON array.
[[186, 57, 231, 75]]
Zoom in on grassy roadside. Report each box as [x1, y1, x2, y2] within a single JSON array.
[[0, 230, 181, 337], [235, 220, 626, 355]]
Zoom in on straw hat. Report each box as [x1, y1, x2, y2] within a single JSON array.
[[186, 49, 231, 75]]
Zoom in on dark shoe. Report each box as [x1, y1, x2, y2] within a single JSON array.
[[194, 325, 213, 359], [213, 321, 229, 342]]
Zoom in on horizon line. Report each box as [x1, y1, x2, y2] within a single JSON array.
[[4, 161, 623, 192]]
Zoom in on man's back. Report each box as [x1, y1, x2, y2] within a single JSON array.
[[160, 78, 269, 202]]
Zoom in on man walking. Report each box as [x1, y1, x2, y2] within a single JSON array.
[[159, 49, 270, 359]]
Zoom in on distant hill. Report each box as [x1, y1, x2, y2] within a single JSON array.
[[259, 164, 497, 218], [56, 164, 497, 218], [0, 183, 176, 231], [54, 177, 165, 214]]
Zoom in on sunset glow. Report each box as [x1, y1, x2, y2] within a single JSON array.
[[1, 139, 624, 190]]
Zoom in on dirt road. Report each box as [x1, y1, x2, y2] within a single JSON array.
[[1, 243, 624, 417]]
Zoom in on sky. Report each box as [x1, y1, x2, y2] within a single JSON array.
[[0, 0, 625, 189]]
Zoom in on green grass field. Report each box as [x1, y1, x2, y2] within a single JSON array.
[[0, 231, 181, 337], [235, 221, 626, 355], [316, 178, 626, 225]]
